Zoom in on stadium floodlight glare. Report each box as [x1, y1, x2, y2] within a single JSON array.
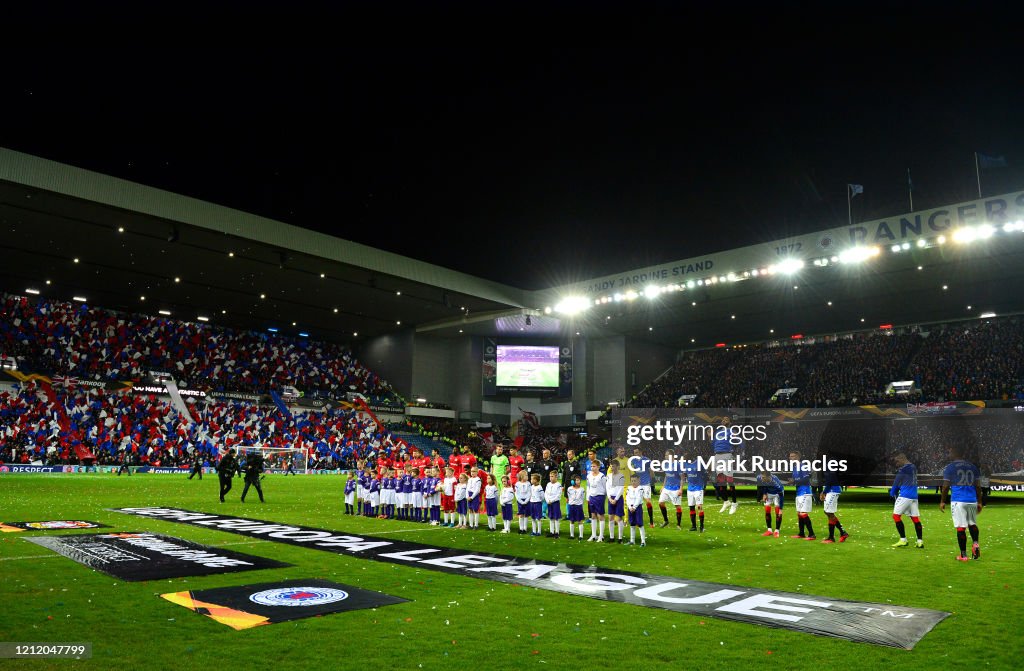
[[977, 223, 995, 239], [838, 246, 879, 264], [25, 288, 39, 295], [775, 258, 804, 274], [917, 238, 927, 248], [686, 280, 695, 288], [891, 244, 901, 253], [952, 227, 975, 243], [937, 235, 946, 244], [267, 327, 278, 333], [555, 296, 592, 314], [158, 310, 171, 315], [980, 312, 997, 318], [298, 332, 309, 337], [544, 306, 552, 314], [72, 296, 87, 302], [197, 316, 209, 322], [644, 284, 660, 298], [901, 242, 911, 250], [625, 290, 639, 300]]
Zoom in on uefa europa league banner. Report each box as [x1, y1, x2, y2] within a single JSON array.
[[115, 507, 948, 649]]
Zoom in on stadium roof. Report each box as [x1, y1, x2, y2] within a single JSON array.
[[3, 147, 1024, 348]]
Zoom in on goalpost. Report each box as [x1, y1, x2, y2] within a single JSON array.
[[233, 446, 308, 474]]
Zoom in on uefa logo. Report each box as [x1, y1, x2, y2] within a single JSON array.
[[561, 347, 570, 356], [249, 587, 349, 607], [818, 236, 833, 249]]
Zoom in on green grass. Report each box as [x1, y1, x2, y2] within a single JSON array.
[[1, 475, 1022, 670]]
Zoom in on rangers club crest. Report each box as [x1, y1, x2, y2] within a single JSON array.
[[249, 587, 349, 607]]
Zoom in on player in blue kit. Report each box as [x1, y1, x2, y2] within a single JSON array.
[[890, 451, 924, 548], [682, 451, 707, 532], [658, 450, 684, 529], [940, 445, 982, 561], [365, 474, 381, 517], [820, 470, 849, 543], [756, 470, 784, 537], [632, 447, 656, 526], [712, 418, 742, 514], [789, 452, 816, 540]]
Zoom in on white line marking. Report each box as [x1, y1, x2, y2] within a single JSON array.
[[0, 554, 60, 561]]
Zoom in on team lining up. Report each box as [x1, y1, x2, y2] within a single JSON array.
[[341, 442, 985, 558]]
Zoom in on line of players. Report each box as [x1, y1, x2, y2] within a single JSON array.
[[344, 458, 655, 544], [343, 442, 985, 560]]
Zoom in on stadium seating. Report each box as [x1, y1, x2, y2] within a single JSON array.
[[624, 317, 1024, 409], [0, 293, 398, 401]]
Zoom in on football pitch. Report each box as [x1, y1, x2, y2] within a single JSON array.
[[1, 475, 1021, 670]]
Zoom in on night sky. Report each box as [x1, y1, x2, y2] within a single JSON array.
[[4, 6, 1022, 290]]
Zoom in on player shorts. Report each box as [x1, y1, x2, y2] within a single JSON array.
[[518, 500, 531, 515], [713, 452, 736, 478], [501, 503, 514, 521], [567, 504, 585, 522], [468, 495, 480, 510], [659, 488, 682, 506], [893, 496, 919, 517], [485, 497, 498, 516], [344, 491, 355, 505], [639, 485, 652, 500], [795, 494, 813, 514], [823, 492, 840, 514], [531, 501, 543, 520], [368, 492, 380, 506], [607, 497, 625, 517], [628, 507, 644, 527], [548, 502, 562, 520], [456, 499, 468, 515], [763, 493, 781, 508], [414, 492, 425, 508], [441, 494, 455, 512], [951, 501, 979, 528], [588, 494, 606, 515], [356, 484, 364, 499], [687, 489, 704, 507]]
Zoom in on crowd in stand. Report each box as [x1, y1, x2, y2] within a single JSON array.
[[0, 293, 396, 400], [624, 317, 1024, 409], [0, 381, 403, 469], [909, 319, 1024, 402]]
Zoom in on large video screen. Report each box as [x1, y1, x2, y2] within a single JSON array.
[[496, 345, 560, 389]]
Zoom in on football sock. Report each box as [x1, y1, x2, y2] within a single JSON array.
[[729, 484, 737, 503], [835, 519, 846, 535], [913, 519, 923, 540], [598, 520, 605, 538], [698, 511, 704, 529], [660, 504, 668, 522], [828, 521, 836, 540], [957, 528, 968, 555], [968, 524, 979, 543], [639, 527, 647, 544], [675, 507, 682, 525], [797, 515, 805, 536], [647, 502, 654, 524], [689, 507, 697, 528], [775, 510, 783, 531], [804, 517, 815, 537], [765, 507, 772, 529], [895, 519, 906, 540], [630, 527, 636, 543]]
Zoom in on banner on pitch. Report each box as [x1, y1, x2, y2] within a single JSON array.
[[26, 531, 290, 580], [1, 520, 108, 532], [114, 507, 949, 649], [161, 579, 408, 630]]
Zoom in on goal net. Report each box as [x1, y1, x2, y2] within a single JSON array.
[[232, 446, 308, 474]]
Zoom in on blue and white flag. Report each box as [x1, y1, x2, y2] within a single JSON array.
[[977, 153, 1008, 169], [848, 183, 864, 196]]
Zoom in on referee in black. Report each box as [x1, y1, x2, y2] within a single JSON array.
[[240, 450, 265, 503], [217, 449, 237, 503]]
